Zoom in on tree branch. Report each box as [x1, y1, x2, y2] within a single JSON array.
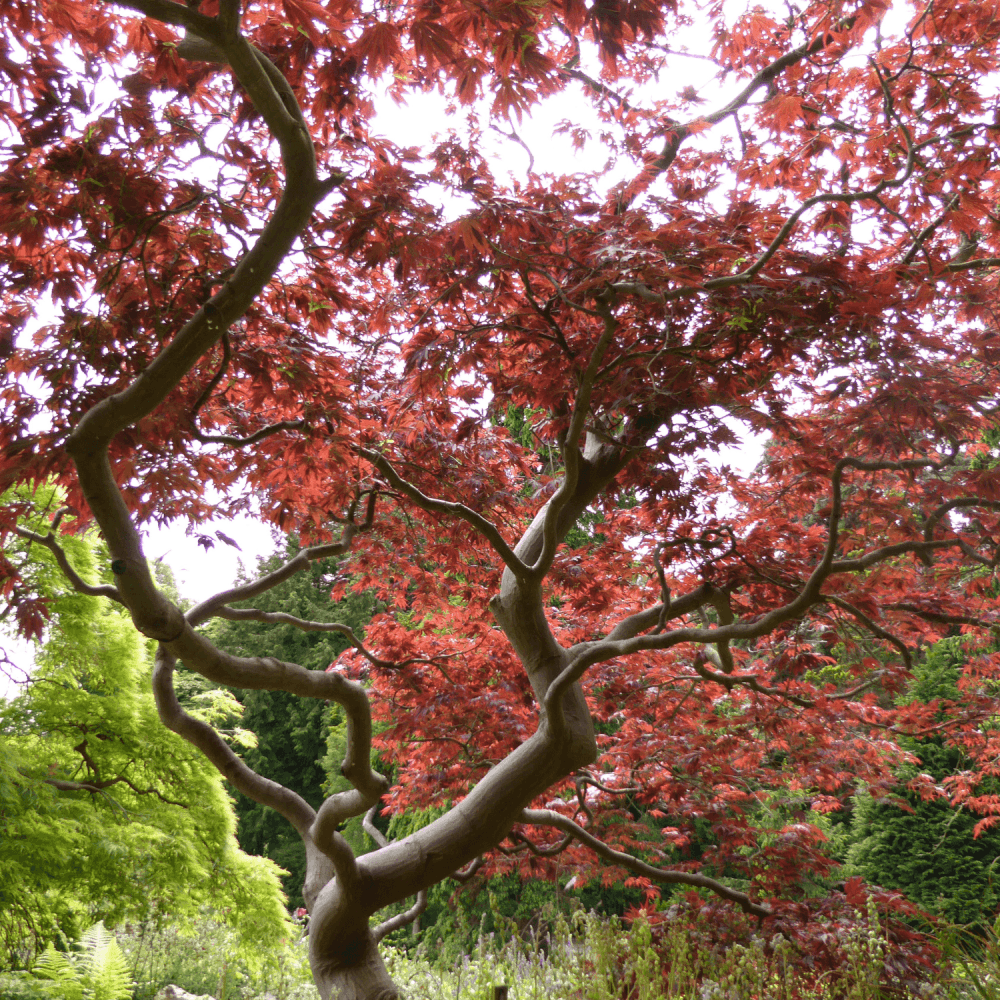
[[520, 808, 769, 917], [530, 303, 617, 580], [450, 857, 485, 883], [690, 651, 814, 708], [360, 448, 531, 579], [310, 799, 364, 895], [825, 595, 913, 671], [187, 492, 375, 627], [598, 584, 715, 643], [65, 5, 338, 646], [646, 20, 857, 178], [191, 418, 306, 447], [372, 891, 427, 943], [923, 497, 1000, 545], [361, 806, 429, 942], [103, 0, 220, 40], [885, 604, 1000, 630], [14, 524, 123, 605], [152, 646, 316, 834], [549, 453, 972, 715]]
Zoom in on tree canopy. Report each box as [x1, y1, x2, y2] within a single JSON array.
[[3, 0, 1000, 995]]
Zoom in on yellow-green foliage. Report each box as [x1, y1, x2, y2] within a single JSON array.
[[29, 922, 133, 1000], [1, 485, 291, 968]]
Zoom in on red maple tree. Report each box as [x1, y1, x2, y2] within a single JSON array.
[[4, 0, 1000, 993]]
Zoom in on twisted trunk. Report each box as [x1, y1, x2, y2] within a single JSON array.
[[303, 436, 626, 1000]]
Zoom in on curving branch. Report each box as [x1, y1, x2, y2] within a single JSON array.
[[189, 330, 232, 422], [309, 704, 388, 878], [155, 640, 387, 888], [363, 803, 390, 848], [310, 798, 365, 895], [39, 771, 189, 808], [644, 20, 859, 180], [599, 583, 715, 643], [187, 491, 375, 627], [547, 453, 981, 721], [885, 604, 1000, 631], [66, 4, 341, 647], [360, 448, 530, 578], [450, 857, 485, 883], [14, 523, 123, 605], [825, 595, 913, 671], [689, 651, 814, 708], [606, 38, 1000, 304], [508, 829, 574, 857], [520, 808, 769, 917], [372, 891, 427, 944], [213, 606, 458, 674], [577, 773, 641, 796], [708, 589, 735, 674], [191, 418, 307, 447], [530, 302, 617, 581], [152, 646, 316, 834], [101, 0, 220, 42], [944, 255, 1000, 272], [42, 776, 103, 794], [923, 497, 1000, 546]]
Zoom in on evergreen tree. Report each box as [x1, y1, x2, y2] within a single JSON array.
[[846, 638, 1000, 930]]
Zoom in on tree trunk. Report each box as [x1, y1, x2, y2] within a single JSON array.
[[310, 925, 399, 1000], [302, 439, 626, 998]]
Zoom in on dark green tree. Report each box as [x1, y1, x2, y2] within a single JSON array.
[[846, 638, 1000, 930], [206, 541, 376, 909]]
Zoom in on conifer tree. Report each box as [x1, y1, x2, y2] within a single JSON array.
[[847, 638, 1000, 930]]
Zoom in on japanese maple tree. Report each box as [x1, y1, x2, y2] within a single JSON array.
[[3, 0, 1000, 992]]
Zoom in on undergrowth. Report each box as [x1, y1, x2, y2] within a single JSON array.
[[2, 903, 1000, 999]]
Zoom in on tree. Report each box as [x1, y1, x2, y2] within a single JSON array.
[[3, 0, 1000, 995], [0, 498, 289, 968]]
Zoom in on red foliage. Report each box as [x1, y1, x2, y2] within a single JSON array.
[[4, 0, 1000, 968]]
